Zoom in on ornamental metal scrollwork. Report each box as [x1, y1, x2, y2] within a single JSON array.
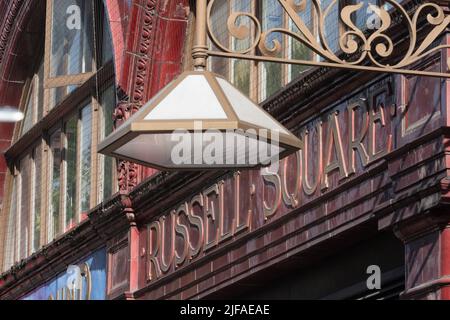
[[206, 0, 450, 78]]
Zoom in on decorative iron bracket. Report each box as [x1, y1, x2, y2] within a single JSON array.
[[204, 0, 450, 78]]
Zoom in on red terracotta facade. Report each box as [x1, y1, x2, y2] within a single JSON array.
[[0, 0, 450, 300]]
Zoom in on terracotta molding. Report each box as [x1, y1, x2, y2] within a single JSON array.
[[0, 0, 26, 71], [114, 0, 157, 192]]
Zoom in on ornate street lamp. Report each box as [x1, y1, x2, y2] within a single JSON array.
[[99, 0, 450, 170]]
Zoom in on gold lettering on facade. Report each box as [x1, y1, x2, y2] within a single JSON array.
[[218, 181, 234, 244], [147, 221, 162, 281], [175, 203, 190, 267], [321, 112, 348, 191], [234, 172, 251, 235], [159, 214, 175, 274], [281, 152, 301, 208], [348, 101, 369, 174], [368, 99, 392, 163], [301, 122, 322, 196], [188, 194, 205, 259], [203, 184, 219, 251], [262, 166, 282, 220]]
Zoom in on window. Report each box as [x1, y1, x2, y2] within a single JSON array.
[[288, 0, 312, 81], [49, 130, 62, 240], [46, 0, 95, 109], [101, 4, 114, 65], [32, 145, 42, 253], [3, 177, 18, 270], [65, 115, 77, 229], [79, 104, 93, 217], [208, 0, 344, 102], [99, 85, 117, 201], [48, 0, 94, 78], [260, 0, 284, 100], [2, 0, 117, 270], [20, 57, 45, 137], [19, 154, 32, 260], [231, 0, 252, 96], [1, 143, 43, 270]]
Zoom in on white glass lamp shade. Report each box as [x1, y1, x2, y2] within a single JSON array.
[[98, 71, 302, 170]]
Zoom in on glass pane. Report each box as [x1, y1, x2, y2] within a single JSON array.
[[33, 145, 42, 252], [231, 0, 252, 96], [101, 86, 116, 200], [102, 6, 114, 64], [37, 60, 44, 121], [65, 115, 77, 228], [289, 0, 313, 80], [20, 154, 32, 259], [209, 0, 229, 78], [80, 104, 92, 216], [49, 85, 78, 110], [50, 0, 94, 77], [261, 0, 283, 100], [321, 0, 340, 56], [21, 88, 34, 135], [49, 130, 62, 239], [4, 177, 17, 270]]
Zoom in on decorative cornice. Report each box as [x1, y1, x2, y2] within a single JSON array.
[[114, 0, 158, 192], [131, 0, 157, 105], [0, 0, 26, 69]]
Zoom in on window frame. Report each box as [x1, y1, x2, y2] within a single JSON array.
[[44, 0, 96, 90]]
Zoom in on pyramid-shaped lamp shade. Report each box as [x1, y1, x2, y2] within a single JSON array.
[[98, 71, 302, 170]]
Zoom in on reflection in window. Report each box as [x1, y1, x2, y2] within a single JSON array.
[[65, 116, 77, 228], [21, 58, 45, 136], [209, 0, 229, 79], [321, 0, 340, 56], [50, 0, 94, 77], [289, 1, 312, 80], [20, 155, 32, 260], [49, 130, 62, 239], [231, 0, 252, 96], [260, 0, 283, 100], [102, 5, 114, 64], [37, 61, 44, 120], [80, 105, 92, 216], [49, 85, 78, 110], [3, 178, 18, 270], [32, 145, 42, 253], [100, 85, 116, 201], [22, 88, 34, 134]]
